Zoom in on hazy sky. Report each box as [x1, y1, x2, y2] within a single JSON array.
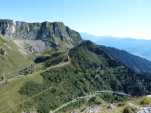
[[0, 0, 151, 39]]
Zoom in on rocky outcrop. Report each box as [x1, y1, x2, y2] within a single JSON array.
[[0, 19, 16, 37], [0, 19, 82, 49], [138, 107, 151, 113]]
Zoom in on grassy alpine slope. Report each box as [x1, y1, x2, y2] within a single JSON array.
[[18, 41, 151, 113], [0, 36, 32, 79], [0, 71, 43, 113], [0, 20, 151, 113], [0, 40, 150, 113]]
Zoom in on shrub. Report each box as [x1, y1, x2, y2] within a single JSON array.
[[140, 97, 151, 105], [19, 81, 44, 96], [88, 96, 103, 105], [123, 105, 137, 113]]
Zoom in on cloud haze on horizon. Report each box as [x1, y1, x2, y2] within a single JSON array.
[[0, 0, 151, 39]]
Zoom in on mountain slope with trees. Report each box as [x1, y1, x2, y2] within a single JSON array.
[[19, 41, 151, 113], [0, 20, 150, 113]]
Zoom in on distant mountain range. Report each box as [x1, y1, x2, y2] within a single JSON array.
[[81, 33, 151, 61]]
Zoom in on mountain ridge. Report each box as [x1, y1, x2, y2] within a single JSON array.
[[0, 20, 151, 113], [18, 40, 151, 113], [101, 46, 151, 74], [81, 33, 151, 61], [0, 19, 82, 52]]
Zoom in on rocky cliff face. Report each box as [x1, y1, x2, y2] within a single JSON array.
[[0, 19, 82, 50], [0, 19, 16, 37]]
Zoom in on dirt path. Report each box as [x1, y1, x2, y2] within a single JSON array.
[[50, 90, 131, 113], [0, 59, 71, 84]]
